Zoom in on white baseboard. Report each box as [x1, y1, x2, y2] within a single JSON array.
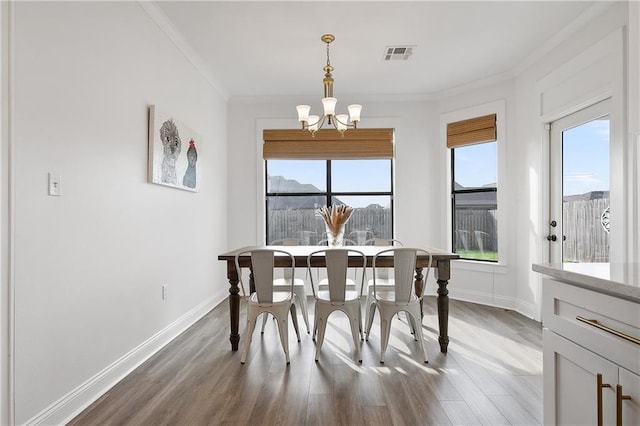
[[446, 288, 537, 320], [515, 298, 540, 321], [447, 288, 495, 306], [26, 296, 223, 426]]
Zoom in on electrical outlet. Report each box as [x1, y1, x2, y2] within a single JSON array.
[[162, 285, 168, 300]]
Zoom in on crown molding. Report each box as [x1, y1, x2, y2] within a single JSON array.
[[137, 1, 229, 101]]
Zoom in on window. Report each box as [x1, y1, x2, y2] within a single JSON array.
[[265, 159, 393, 244], [448, 114, 498, 261]]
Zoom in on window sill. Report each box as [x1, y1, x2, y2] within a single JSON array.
[[451, 259, 508, 274]]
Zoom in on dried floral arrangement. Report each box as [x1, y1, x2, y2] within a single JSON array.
[[318, 205, 354, 236]]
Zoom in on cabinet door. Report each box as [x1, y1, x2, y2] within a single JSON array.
[[544, 329, 618, 425], [618, 368, 640, 425]]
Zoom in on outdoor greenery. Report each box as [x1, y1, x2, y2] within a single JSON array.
[[456, 250, 498, 262]]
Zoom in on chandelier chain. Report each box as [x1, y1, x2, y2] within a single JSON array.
[[326, 40, 331, 68]]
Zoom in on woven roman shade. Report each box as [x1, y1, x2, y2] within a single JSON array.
[[263, 128, 394, 160], [446, 114, 496, 148]]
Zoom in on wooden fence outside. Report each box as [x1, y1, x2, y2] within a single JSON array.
[[268, 208, 392, 244], [269, 197, 609, 262], [453, 198, 609, 262], [563, 198, 609, 262]]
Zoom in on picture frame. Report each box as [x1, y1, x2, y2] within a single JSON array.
[[148, 105, 201, 192]]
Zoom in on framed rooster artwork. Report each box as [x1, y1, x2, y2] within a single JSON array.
[[148, 105, 201, 192]]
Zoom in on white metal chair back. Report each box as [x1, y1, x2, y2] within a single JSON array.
[[269, 238, 301, 280], [364, 238, 404, 247], [270, 238, 301, 247], [348, 230, 373, 245], [366, 239, 403, 280], [307, 248, 366, 301], [372, 248, 432, 303], [297, 230, 317, 245], [235, 248, 295, 303]]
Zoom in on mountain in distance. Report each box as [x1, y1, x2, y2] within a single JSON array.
[[268, 175, 385, 209]]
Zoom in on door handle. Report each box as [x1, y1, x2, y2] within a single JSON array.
[[547, 235, 557, 242], [616, 384, 632, 426], [597, 373, 612, 426]]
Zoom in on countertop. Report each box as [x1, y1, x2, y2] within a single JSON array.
[[532, 262, 640, 303]]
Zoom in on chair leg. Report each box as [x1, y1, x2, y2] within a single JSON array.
[[241, 316, 257, 364], [348, 310, 362, 363], [365, 302, 377, 341], [276, 315, 290, 365], [312, 303, 318, 342], [314, 314, 327, 362], [290, 304, 301, 342], [297, 293, 311, 334], [358, 305, 364, 341], [379, 315, 391, 364], [364, 292, 372, 333], [260, 312, 269, 334], [407, 308, 428, 364]]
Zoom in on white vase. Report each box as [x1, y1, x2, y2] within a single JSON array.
[[325, 223, 345, 247]]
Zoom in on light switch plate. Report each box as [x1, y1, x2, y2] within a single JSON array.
[[48, 173, 61, 196]]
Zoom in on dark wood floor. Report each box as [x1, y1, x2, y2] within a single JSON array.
[[69, 297, 543, 425]]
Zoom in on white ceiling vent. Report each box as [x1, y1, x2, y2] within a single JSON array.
[[383, 45, 415, 61]]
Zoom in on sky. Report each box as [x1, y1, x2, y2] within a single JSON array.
[[267, 159, 391, 208], [562, 117, 610, 196]]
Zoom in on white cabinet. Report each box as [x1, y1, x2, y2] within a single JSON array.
[[619, 369, 640, 425], [543, 278, 640, 425]]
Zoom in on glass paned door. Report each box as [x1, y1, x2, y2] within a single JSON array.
[[549, 99, 610, 263]]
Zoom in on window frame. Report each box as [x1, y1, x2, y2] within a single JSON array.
[[264, 159, 394, 244], [450, 143, 498, 262], [440, 100, 506, 267]]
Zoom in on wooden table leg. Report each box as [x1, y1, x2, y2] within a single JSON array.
[[227, 261, 240, 351], [414, 267, 424, 317], [436, 261, 451, 353]]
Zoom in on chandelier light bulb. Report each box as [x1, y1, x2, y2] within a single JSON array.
[[308, 115, 320, 132], [347, 104, 362, 123], [336, 114, 348, 132], [296, 105, 311, 122], [322, 97, 337, 116]]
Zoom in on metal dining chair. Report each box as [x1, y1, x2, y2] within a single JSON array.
[[265, 238, 310, 333], [347, 230, 374, 245], [363, 238, 404, 331], [316, 238, 359, 291], [235, 248, 301, 364], [365, 247, 432, 363], [307, 248, 367, 362]]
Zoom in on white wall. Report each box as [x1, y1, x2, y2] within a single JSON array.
[[227, 1, 634, 322], [5, 2, 229, 424], [1, 1, 10, 424]]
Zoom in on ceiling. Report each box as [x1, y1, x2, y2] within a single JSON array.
[[155, 1, 601, 101]]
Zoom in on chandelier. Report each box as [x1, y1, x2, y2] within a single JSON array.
[[296, 34, 362, 135]]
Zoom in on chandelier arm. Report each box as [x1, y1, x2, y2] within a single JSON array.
[[306, 115, 325, 128], [332, 114, 355, 128]]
